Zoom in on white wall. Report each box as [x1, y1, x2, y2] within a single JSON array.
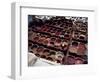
[[0, 0, 100, 81]]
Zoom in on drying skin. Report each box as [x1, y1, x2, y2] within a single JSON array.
[[28, 53, 38, 66]]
